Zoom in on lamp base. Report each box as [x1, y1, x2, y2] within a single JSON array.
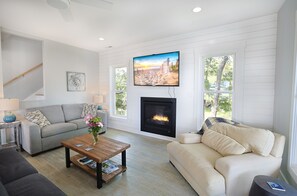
[[3, 114, 16, 123]]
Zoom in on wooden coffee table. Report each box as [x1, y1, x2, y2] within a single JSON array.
[[61, 134, 130, 189]]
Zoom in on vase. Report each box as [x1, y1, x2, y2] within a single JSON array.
[[92, 132, 98, 145]]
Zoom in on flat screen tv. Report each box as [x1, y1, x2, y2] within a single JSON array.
[[133, 51, 180, 86]]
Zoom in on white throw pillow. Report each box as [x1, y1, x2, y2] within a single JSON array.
[[81, 104, 98, 117], [25, 110, 51, 128], [208, 123, 275, 156], [202, 129, 246, 156]]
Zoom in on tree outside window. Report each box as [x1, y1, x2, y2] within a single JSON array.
[[204, 55, 234, 119], [114, 67, 127, 116]]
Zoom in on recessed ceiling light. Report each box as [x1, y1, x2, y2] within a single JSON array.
[[192, 7, 202, 13], [98, 37, 104, 41]]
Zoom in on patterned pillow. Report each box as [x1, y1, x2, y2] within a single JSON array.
[[81, 104, 98, 117], [25, 110, 51, 128]]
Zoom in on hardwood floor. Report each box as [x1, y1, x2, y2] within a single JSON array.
[[22, 129, 197, 196]]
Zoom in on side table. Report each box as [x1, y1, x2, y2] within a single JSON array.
[[0, 121, 21, 151], [249, 175, 297, 196]]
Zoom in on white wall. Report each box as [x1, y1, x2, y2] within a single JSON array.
[[21, 40, 99, 108], [274, 0, 297, 186], [99, 14, 277, 140], [1, 32, 43, 100]]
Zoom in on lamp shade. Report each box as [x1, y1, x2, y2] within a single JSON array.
[[0, 99, 19, 111], [93, 95, 103, 104]]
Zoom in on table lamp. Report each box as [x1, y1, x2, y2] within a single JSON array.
[[93, 95, 103, 110], [0, 98, 19, 123]]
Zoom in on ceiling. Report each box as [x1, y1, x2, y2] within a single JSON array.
[[0, 0, 285, 52]]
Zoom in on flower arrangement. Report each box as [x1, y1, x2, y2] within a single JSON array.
[[84, 114, 104, 145]]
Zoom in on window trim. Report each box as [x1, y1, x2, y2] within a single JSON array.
[[202, 55, 235, 120], [288, 11, 297, 184], [109, 65, 128, 119], [194, 43, 245, 129]]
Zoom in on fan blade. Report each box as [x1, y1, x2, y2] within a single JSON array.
[[73, 0, 113, 10], [59, 7, 74, 22]]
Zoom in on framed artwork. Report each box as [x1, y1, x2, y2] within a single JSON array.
[[67, 71, 86, 91]]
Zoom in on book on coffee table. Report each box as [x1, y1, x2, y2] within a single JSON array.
[[86, 159, 119, 174], [78, 156, 93, 165]]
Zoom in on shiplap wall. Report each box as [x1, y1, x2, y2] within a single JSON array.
[[99, 14, 277, 140]]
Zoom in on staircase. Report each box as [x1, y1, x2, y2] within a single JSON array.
[[4, 63, 44, 100], [24, 88, 45, 101]]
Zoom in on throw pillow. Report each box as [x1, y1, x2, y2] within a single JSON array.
[[25, 110, 51, 128], [201, 129, 246, 156], [210, 123, 275, 156], [81, 104, 98, 117]]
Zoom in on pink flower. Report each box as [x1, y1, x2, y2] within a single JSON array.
[[98, 122, 103, 127]]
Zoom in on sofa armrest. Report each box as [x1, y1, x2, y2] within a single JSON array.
[[96, 110, 108, 132], [178, 133, 201, 144], [215, 153, 282, 196], [21, 119, 42, 155]]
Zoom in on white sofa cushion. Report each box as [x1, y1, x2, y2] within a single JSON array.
[[203, 123, 275, 156], [202, 129, 246, 156], [178, 133, 202, 144], [167, 141, 225, 196], [270, 132, 286, 158]]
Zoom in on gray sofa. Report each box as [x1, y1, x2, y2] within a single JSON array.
[[21, 103, 108, 155], [0, 148, 65, 195]]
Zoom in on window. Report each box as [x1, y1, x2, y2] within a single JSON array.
[[112, 67, 127, 117], [203, 55, 234, 120]]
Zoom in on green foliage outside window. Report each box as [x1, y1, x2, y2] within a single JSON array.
[[115, 67, 127, 116], [204, 55, 233, 119]]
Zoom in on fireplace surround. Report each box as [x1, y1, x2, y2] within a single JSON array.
[[141, 97, 176, 137]]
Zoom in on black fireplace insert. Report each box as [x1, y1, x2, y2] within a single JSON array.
[[141, 97, 176, 137]]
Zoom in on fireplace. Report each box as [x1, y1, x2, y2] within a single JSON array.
[[141, 97, 176, 137]]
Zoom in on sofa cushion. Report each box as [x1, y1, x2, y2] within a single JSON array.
[[0, 182, 8, 196], [28, 105, 65, 124], [270, 132, 286, 158], [178, 133, 202, 144], [5, 173, 66, 196], [81, 104, 97, 117], [68, 118, 87, 129], [202, 129, 246, 156], [62, 103, 85, 121], [210, 123, 275, 156], [41, 123, 78, 138], [167, 141, 225, 195], [0, 148, 38, 184], [25, 110, 51, 128]]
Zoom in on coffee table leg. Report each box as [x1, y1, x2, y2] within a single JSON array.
[[65, 147, 71, 168], [96, 162, 102, 189], [122, 150, 126, 167]]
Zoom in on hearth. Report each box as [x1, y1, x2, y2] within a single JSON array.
[[141, 97, 176, 137]]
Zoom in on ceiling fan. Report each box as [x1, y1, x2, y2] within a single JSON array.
[[47, 0, 113, 21]]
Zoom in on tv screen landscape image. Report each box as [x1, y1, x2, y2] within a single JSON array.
[[133, 51, 180, 86]]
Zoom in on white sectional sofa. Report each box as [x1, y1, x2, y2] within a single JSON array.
[[167, 119, 285, 196]]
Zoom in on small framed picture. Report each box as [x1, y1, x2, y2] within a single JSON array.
[[67, 71, 86, 91]]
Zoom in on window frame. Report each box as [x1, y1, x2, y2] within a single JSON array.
[[203, 55, 235, 120], [288, 11, 297, 184], [194, 43, 245, 129], [110, 65, 128, 119]]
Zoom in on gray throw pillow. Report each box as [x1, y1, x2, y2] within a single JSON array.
[[25, 110, 51, 128], [81, 104, 98, 117]]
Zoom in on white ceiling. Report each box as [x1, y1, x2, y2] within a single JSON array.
[[0, 0, 285, 52]]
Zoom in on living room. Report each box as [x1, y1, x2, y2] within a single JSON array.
[[0, 0, 297, 195]]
